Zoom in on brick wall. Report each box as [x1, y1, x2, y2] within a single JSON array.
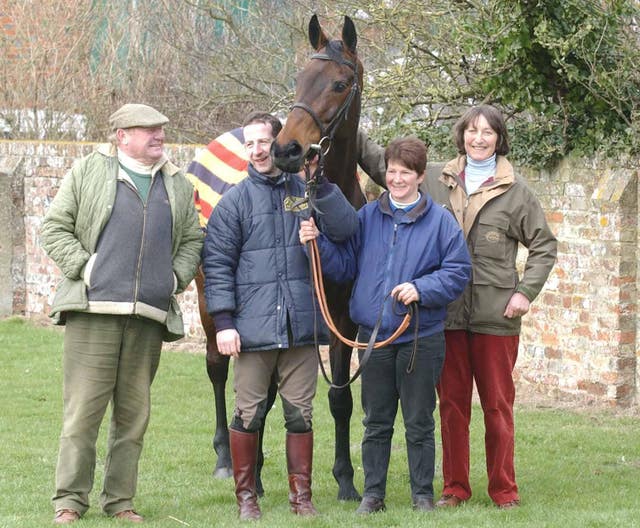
[[1, 140, 638, 406], [516, 158, 639, 405]]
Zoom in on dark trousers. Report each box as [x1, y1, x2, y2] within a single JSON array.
[[437, 330, 520, 505], [359, 332, 445, 500]]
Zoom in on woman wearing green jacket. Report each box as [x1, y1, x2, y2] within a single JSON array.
[[425, 105, 557, 510]]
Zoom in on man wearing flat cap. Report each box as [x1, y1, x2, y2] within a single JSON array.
[[41, 103, 203, 524]]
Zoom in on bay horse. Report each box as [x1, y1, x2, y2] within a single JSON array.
[[271, 14, 364, 501], [189, 14, 365, 502]]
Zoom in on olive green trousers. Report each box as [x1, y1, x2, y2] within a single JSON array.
[[52, 312, 163, 516]]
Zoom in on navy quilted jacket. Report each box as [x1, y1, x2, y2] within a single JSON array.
[[202, 165, 358, 351]]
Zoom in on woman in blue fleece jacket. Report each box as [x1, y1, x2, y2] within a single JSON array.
[[300, 136, 471, 515]]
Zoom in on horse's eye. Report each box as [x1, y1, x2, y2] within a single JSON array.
[[333, 81, 348, 92]]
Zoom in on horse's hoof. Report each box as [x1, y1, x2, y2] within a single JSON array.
[[212, 466, 233, 479], [337, 485, 362, 502]]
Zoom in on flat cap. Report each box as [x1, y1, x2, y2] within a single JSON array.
[[109, 103, 169, 130]]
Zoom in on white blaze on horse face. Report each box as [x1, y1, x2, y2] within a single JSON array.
[[385, 160, 424, 204], [243, 122, 276, 175]]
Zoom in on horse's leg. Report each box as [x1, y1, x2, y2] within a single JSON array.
[[255, 372, 278, 497], [196, 268, 233, 479], [205, 348, 233, 479], [326, 282, 361, 501]]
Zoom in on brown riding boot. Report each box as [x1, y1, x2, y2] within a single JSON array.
[[229, 429, 261, 520], [286, 431, 318, 516]]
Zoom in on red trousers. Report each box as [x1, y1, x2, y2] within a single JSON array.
[[437, 330, 520, 505]]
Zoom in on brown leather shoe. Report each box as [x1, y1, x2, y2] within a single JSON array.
[[436, 494, 465, 508], [497, 499, 520, 510], [113, 510, 144, 523], [53, 509, 80, 524]]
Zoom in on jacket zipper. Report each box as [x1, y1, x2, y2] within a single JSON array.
[[132, 179, 152, 311], [381, 222, 399, 325]]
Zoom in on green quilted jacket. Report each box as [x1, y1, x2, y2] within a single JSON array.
[[40, 143, 203, 341]]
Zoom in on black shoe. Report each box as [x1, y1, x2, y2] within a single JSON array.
[[356, 496, 386, 514], [412, 496, 435, 511]]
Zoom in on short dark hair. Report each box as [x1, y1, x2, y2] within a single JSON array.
[[384, 136, 427, 174], [453, 105, 510, 156], [242, 111, 283, 138]]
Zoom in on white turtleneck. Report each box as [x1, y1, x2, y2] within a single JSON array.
[[389, 192, 421, 210], [465, 154, 496, 195], [117, 148, 166, 175]]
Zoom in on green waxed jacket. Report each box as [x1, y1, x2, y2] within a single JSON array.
[[423, 155, 557, 336], [40, 143, 203, 341]]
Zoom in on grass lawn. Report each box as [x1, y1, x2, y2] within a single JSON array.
[[0, 316, 638, 527]]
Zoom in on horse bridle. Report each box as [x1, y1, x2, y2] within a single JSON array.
[[291, 51, 360, 156]]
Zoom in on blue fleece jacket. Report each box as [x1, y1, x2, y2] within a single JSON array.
[[315, 191, 471, 343]]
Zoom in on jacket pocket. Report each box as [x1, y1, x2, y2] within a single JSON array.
[[473, 218, 509, 260], [470, 284, 519, 332], [83, 253, 97, 288], [472, 217, 516, 288], [472, 262, 517, 289], [50, 277, 89, 320]]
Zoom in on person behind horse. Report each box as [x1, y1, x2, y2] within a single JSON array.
[[40, 103, 203, 524], [425, 105, 557, 509], [299, 136, 471, 514], [201, 111, 358, 520]]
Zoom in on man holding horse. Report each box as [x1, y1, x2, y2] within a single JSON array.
[[41, 103, 203, 524], [202, 111, 358, 520]]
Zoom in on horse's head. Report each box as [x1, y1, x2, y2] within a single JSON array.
[[272, 15, 362, 174]]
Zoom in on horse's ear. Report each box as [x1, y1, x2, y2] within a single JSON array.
[[342, 16, 357, 53], [309, 14, 328, 50]]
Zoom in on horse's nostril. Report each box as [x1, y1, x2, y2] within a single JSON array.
[[272, 141, 305, 172], [286, 142, 303, 159], [273, 141, 303, 161]]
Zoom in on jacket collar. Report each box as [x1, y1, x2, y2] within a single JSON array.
[[377, 190, 431, 223], [247, 163, 287, 186], [440, 154, 516, 236], [440, 154, 514, 191]]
